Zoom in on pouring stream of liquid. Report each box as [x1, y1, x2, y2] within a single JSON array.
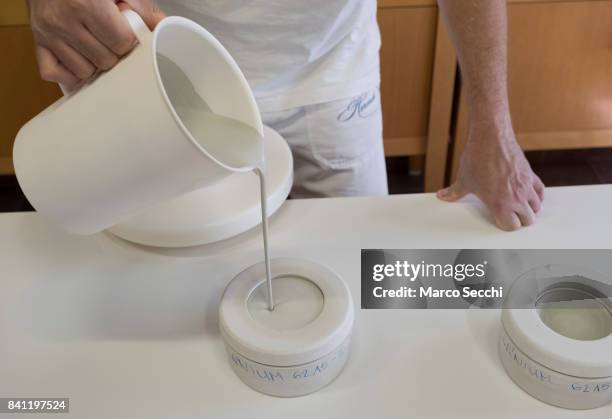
[[254, 167, 275, 311], [157, 53, 275, 310]]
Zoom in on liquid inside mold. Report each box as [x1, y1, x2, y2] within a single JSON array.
[[536, 283, 612, 341]]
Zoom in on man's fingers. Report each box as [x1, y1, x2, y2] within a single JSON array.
[[119, 0, 166, 30], [516, 205, 536, 227], [533, 176, 546, 202], [493, 210, 522, 232], [84, 1, 137, 56], [528, 191, 542, 214], [67, 25, 119, 71], [35, 45, 80, 88], [437, 183, 468, 202], [50, 40, 96, 80]]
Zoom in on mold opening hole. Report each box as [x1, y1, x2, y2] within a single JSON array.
[[248, 275, 324, 332]]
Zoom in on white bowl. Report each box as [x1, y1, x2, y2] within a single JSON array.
[[108, 126, 292, 247]]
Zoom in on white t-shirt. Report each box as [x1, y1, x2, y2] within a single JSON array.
[[155, 0, 381, 112]]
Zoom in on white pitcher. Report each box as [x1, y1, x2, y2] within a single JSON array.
[[13, 11, 264, 235]]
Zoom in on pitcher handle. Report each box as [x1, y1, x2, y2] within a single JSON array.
[[59, 9, 151, 95]]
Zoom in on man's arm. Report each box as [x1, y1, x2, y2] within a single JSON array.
[[436, 0, 545, 231]]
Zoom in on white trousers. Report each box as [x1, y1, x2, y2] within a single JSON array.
[[261, 87, 389, 198]]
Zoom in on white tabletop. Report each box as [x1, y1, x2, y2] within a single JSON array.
[[1, 185, 611, 418]]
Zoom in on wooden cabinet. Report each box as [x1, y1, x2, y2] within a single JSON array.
[[451, 0, 612, 180], [0, 3, 62, 175], [378, 0, 456, 191], [378, 1, 437, 156]]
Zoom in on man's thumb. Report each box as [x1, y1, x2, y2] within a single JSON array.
[[437, 183, 468, 202], [118, 0, 166, 30]]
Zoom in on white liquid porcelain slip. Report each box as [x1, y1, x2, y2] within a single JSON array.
[[219, 258, 354, 397], [500, 265, 612, 410]]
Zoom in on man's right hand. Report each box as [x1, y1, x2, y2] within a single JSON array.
[[27, 0, 165, 89]]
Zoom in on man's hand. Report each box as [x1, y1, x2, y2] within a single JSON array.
[[27, 0, 165, 89], [438, 120, 545, 231]]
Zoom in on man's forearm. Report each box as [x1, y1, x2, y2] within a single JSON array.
[[435, 1, 545, 231], [437, 0, 511, 135]]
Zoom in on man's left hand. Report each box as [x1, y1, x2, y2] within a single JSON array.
[[437, 121, 545, 231]]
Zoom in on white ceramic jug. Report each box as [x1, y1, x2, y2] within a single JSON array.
[[13, 10, 264, 235]]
